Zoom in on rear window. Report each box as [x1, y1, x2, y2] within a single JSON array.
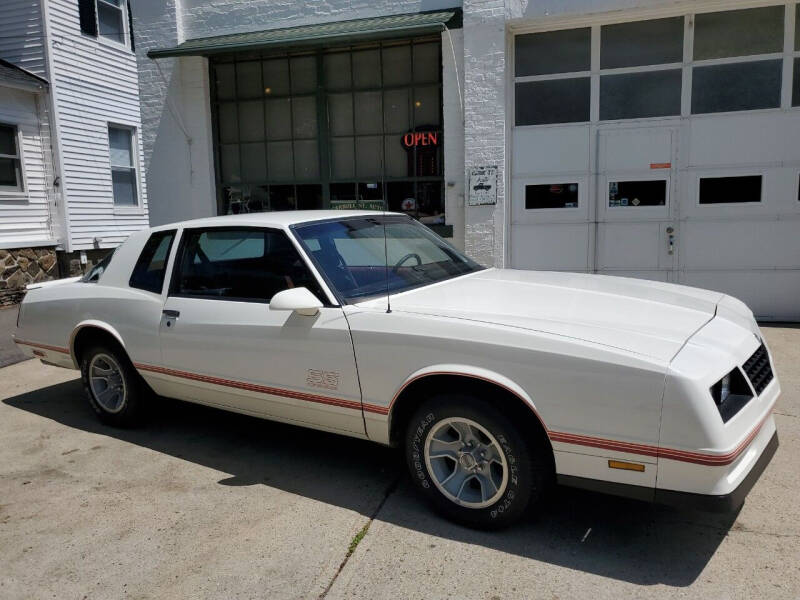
[[129, 230, 176, 293], [82, 249, 115, 283]]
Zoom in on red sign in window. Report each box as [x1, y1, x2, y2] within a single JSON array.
[[402, 131, 440, 148]]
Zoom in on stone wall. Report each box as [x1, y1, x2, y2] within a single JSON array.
[[0, 247, 58, 306]]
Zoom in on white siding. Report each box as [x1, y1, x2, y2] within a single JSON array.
[[0, 0, 47, 78], [47, 0, 149, 250], [0, 87, 55, 248]]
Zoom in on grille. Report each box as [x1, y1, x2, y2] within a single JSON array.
[[743, 343, 773, 395]]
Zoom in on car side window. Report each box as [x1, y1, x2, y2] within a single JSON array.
[[129, 230, 176, 293], [173, 227, 325, 303]]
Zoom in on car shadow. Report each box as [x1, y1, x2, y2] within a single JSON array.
[[4, 379, 737, 587]]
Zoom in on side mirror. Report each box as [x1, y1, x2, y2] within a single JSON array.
[[269, 287, 323, 316]]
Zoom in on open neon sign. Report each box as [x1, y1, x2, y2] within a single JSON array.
[[402, 131, 440, 148]]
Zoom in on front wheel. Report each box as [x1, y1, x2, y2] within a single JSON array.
[[405, 393, 550, 529]]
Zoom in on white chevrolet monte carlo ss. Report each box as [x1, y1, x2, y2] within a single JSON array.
[[15, 211, 779, 528]]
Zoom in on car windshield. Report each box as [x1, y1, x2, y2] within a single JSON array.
[[292, 215, 483, 302]]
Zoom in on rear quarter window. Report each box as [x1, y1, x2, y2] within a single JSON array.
[[129, 230, 176, 293]]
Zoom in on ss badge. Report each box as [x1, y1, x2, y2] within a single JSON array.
[[307, 369, 340, 391]]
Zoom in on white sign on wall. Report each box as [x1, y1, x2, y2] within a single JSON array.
[[468, 166, 498, 206]]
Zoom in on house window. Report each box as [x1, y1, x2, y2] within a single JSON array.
[[108, 125, 138, 206], [0, 124, 23, 192], [78, 0, 134, 49]]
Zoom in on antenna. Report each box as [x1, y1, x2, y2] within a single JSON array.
[[382, 135, 391, 314], [383, 211, 391, 314]]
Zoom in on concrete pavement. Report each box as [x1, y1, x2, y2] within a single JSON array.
[[0, 305, 25, 368], [0, 326, 798, 599]]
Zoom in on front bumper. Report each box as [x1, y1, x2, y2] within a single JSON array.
[[654, 430, 778, 512]]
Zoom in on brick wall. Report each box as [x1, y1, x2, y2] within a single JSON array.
[[462, 0, 507, 267]]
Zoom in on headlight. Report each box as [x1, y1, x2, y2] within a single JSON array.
[[710, 368, 752, 423]]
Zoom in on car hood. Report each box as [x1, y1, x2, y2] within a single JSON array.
[[374, 269, 726, 362]]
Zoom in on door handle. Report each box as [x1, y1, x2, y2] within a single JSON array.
[[162, 309, 180, 318], [666, 226, 675, 255]]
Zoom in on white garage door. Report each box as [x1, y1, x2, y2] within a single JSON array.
[[510, 3, 800, 320]]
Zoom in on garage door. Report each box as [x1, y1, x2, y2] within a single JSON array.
[[510, 4, 800, 320]]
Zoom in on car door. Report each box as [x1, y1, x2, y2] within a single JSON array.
[[153, 225, 365, 436]]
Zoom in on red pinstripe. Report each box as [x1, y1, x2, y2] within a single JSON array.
[[13, 338, 70, 354], [134, 363, 363, 411], [132, 361, 773, 467]]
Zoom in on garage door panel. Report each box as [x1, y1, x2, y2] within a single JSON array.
[[599, 128, 672, 172], [512, 126, 589, 175], [678, 270, 800, 320], [680, 220, 800, 269], [687, 113, 790, 166], [510, 224, 589, 270], [597, 222, 663, 270]]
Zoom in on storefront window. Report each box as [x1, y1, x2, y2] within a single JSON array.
[[211, 38, 444, 223]]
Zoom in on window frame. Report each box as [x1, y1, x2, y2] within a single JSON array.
[[107, 123, 142, 212], [0, 122, 26, 195], [81, 0, 133, 50], [167, 225, 333, 305], [512, 3, 800, 128]]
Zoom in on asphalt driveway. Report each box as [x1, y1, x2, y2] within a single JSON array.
[[0, 326, 798, 599]]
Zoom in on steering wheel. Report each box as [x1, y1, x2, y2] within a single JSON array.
[[392, 253, 422, 272]]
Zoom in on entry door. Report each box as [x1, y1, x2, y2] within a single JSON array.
[[595, 127, 678, 282], [156, 226, 365, 436]]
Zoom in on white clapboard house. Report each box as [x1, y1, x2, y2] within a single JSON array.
[[0, 0, 148, 304]]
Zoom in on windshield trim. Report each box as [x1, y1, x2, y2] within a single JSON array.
[[290, 214, 483, 306]]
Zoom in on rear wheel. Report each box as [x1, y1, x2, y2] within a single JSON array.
[[80, 343, 147, 427], [405, 393, 551, 529]]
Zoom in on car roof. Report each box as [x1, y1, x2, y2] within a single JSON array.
[[149, 210, 405, 232]]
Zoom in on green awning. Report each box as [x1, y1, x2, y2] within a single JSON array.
[[147, 10, 460, 59]]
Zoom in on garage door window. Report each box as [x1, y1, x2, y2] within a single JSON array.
[[600, 70, 682, 120], [525, 183, 579, 209], [516, 5, 795, 126], [516, 79, 590, 126], [599, 17, 683, 120], [691, 6, 784, 114], [609, 180, 666, 207], [698, 175, 762, 205], [514, 29, 591, 125], [600, 18, 683, 69], [693, 7, 784, 60]]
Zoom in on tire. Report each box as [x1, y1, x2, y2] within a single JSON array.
[[405, 393, 551, 529], [80, 342, 148, 427]]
